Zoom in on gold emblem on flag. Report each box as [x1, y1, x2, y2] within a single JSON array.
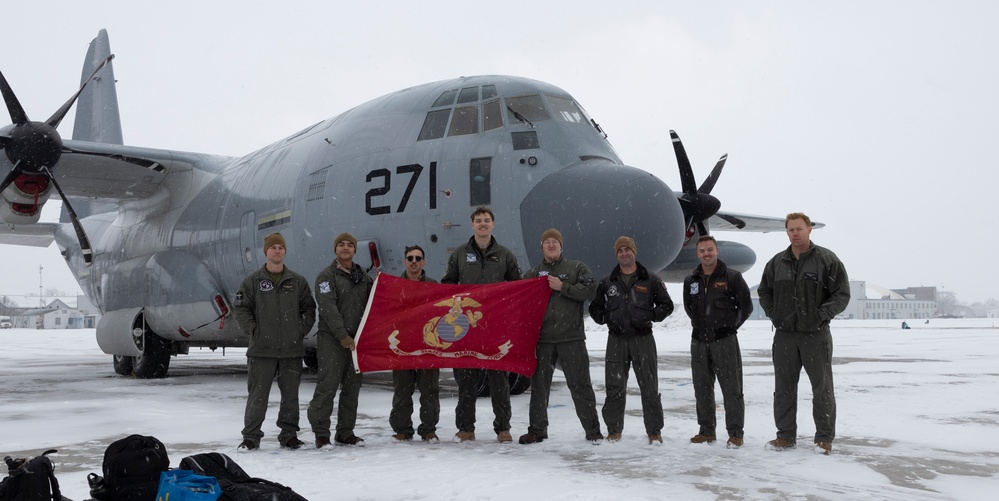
[[422, 294, 483, 349]]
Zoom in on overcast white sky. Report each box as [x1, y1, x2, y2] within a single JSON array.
[[2, 0, 998, 305]]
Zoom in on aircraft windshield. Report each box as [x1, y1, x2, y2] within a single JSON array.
[[546, 96, 589, 124], [505, 95, 550, 124], [419, 88, 564, 141]]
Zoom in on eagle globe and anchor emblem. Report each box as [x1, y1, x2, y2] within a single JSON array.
[[423, 294, 483, 349], [387, 292, 512, 360]]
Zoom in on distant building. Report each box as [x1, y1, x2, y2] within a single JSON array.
[[749, 280, 938, 320], [12, 299, 87, 329], [76, 294, 102, 328], [849, 282, 937, 319]]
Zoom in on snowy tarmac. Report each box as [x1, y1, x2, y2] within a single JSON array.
[[2, 318, 997, 500]]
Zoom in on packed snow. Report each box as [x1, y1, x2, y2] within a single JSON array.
[[2, 317, 997, 500]]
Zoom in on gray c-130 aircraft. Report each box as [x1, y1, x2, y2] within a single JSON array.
[[0, 30, 806, 378]]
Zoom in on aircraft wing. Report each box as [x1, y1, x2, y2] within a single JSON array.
[[708, 211, 825, 233], [0, 139, 231, 201], [0, 222, 58, 246]]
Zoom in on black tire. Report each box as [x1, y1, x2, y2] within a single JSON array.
[[475, 370, 491, 398], [474, 371, 532, 397], [509, 373, 531, 395], [303, 349, 318, 372], [112, 354, 133, 375], [133, 329, 172, 378]]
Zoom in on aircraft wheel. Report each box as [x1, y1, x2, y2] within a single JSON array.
[[112, 354, 133, 375], [509, 373, 531, 395], [303, 349, 318, 373], [475, 371, 491, 398], [132, 329, 172, 379], [474, 371, 532, 397]]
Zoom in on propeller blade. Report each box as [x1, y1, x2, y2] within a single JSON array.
[[0, 69, 29, 125], [0, 160, 22, 194], [696, 220, 709, 237], [716, 213, 747, 230], [670, 130, 698, 195], [42, 166, 93, 266], [698, 154, 727, 194], [46, 54, 114, 129]]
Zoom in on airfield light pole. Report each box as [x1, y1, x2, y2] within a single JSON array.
[[39, 265, 44, 307]]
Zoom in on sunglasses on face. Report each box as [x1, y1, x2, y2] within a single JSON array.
[[406, 255, 424, 262]]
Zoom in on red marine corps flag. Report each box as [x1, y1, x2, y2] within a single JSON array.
[[353, 274, 551, 376]]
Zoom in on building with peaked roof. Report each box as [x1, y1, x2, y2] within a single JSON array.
[[11, 299, 87, 329], [749, 281, 938, 321]]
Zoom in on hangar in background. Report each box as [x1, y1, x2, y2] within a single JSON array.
[[749, 281, 938, 320]]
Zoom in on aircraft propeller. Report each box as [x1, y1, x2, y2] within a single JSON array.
[[0, 54, 114, 266], [670, 129, 745, 242]]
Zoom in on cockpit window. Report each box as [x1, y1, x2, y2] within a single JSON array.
[[506, 95, 550, 124], [448, 106, 479, 136], [418, 109, 450, 140], [482, 85, 498, 100], [547, 96, 588, 124], [482, 99, 503, 131], [432, 89, 458, 108], [457, 87, 479, 104]]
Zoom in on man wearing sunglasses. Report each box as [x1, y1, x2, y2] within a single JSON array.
[[389, 245, 441, 443]]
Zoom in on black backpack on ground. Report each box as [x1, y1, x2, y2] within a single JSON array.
[[0, 449, 64, 501], [88, 435, 169, 501], [177, 454, 249, 484], [178, 453, 307, 501]]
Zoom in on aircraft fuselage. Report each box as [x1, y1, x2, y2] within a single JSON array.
[[55, 75, 686, 355]]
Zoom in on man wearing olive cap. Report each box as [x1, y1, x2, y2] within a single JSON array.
[[234, 232, 316, 451], [308, 232, 373, 448], [518, 228, 603, 445], [589, 235, 673, 445]]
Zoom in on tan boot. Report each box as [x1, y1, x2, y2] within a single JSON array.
[[765, 437, 796, 451], [606, 432, 622, 442], [726, 437, 744, 449], [497, 430, 513, 443], [815, 441, 832, 455], [453, 431, 476, 442], [648, 434, 663, 445], [689, 434, 716, 444]]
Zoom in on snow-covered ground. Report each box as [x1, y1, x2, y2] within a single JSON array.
[[2, 317, 997, 500]]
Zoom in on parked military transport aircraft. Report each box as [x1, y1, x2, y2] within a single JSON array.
[[0, 30, 803, 379]]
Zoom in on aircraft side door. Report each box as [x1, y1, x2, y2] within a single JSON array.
[[239, 210, 259, 276]]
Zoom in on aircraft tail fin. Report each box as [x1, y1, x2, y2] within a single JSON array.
[[71, 29, 123, 145], [63, 29, 123, 223]]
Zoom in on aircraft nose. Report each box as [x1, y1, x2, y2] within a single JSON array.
[[520, 161, 685, 279]]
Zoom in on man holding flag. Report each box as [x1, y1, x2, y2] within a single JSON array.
[[389, 245, 442, 443], [441, 206, 522, 443], [518, 229, 604, 445], [308, 232, 373, 448]]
